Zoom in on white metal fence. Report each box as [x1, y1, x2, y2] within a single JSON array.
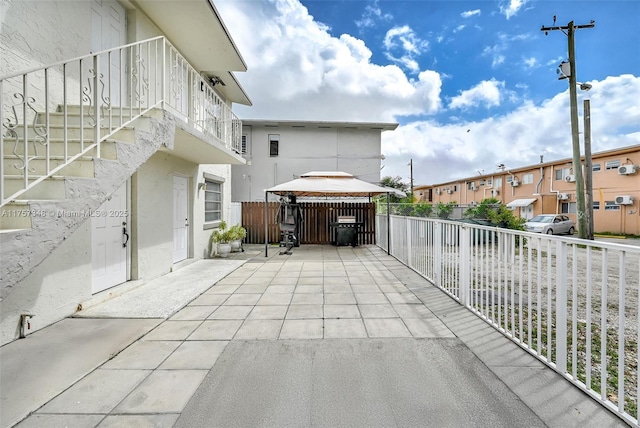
[[1, 36, 242, 205], [377, 214, 640, 426]]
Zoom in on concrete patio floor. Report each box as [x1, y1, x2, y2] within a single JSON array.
[[0, 244, 627, 428]]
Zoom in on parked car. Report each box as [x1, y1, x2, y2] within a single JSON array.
[[525, 214, 575, 235]]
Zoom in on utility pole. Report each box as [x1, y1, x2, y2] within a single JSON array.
[[541, 19, 595, 239], [409, 158, 414, 201], [584, 99, 594, 240]]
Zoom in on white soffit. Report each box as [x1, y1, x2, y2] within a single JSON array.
[[132, 0, 247, 73]]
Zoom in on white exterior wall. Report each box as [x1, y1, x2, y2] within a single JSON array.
[[131, 154, 232, 280], [1, 1, 92, 75], [0, 1, 239, 344], [233, 125, 383, 201], [0, 223, 92, 344]]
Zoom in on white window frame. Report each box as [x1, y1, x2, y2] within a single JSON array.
[[605, 201, 620, 211], [605, 160, 621, 170], [522, 173, 534, 184], [561, 202, 576, 214], [269, 134, 280, 157], [203, 173, 225, 228], [555, 168, 570, 180], [592, 163, 601, 172]]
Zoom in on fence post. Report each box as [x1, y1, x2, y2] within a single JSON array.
[[406, 218, 412, 268], [459, 224, 470, 306], [434, 221, 442, 287], [555, 240, 568, 373]]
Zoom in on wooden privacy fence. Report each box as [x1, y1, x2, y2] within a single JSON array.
[[241, 202, 377, 245]]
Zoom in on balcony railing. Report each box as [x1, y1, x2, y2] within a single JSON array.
[[1, 36, 242, 205], [378, 214, 640, 426]]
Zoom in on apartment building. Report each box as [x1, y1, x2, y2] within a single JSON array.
[[231, 120, 398, 202], [414, 145, 640, 235]]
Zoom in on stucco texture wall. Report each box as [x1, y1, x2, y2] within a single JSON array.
[[133, 152, 196, 280], [0, 223, 92, 345]]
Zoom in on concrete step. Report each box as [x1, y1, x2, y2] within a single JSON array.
[[3, 156, 95, 178], [2, 176, 66, 200], [7, 124, 112, 141], [3, 139, 119, 159], [0, 201, 33, 229], [56, 105, 162, 119]]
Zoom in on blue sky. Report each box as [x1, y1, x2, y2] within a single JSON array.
[[217, 0, 640, 186]]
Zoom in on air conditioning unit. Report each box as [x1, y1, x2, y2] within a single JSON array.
[[470, 183, 477, 191], [490, 189, 499, 196], [564, 174, 576, 183], [510, 179, 520, 187], [435, 188, 441, 195], [446, 189, 453, 194], [618, 165, 637, 175], [615, 195, 634, 205], [557, 193, 570, 200]]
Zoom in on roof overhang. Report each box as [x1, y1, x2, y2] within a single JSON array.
[[266, 172, 392, 198], [242, 120, 399, 131], [506, 198, 537, 208], [129, 0, 251, 105]]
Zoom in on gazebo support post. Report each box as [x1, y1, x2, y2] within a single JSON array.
[[264, 190, 269, 257]]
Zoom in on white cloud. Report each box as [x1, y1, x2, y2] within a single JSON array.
[[216, 0, 443, 121], [500, 0, 528, 20], [214, 1, 639, 187], [355, 1, 393, 29], [523, 57, 537, 68], [382, 75, 640, 185], [449, 79, 505, 110], [461, 9, 481, 18], [383, 25, 429, 73], [453, 24, 466, 33]]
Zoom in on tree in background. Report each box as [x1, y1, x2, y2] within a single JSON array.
[[464, 198, 525, 231], [380, 176, 411, 203]]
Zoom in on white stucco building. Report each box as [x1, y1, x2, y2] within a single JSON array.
[[231, 120, 398, 201], [0, 0, 251, 344]]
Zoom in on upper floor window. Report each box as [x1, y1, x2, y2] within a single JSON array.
[[605, 160, 621, 170], [241, 135, 248, 155], [495, 178, 503, 188], [605, 201, 620, 211], [269, 134, 279, 157], [561, 202, 576, 214], [555, 168, 571, 180], [592, 163, 601, 172], [593, 201, 600, 210], [522, 173, 534, 184]]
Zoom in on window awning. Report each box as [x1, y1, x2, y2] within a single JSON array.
[[506, 198, 537, 208]]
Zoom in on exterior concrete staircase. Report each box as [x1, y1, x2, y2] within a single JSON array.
[[1, 106, 176, 299]]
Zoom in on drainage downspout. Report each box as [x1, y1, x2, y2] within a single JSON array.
[[549, 165, 561, 214], [534, 155, 544, 195]]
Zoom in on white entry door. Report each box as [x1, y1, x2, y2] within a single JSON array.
[[173, 176, 189, 263], [92, 183, 128, 294], [91, 0, 126, 106], [521, 205, 534, 220]]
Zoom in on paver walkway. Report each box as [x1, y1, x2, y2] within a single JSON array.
[[3, 245, 626, 428]]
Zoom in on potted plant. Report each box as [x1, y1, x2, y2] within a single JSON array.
[[228, 224, 247, 252], [210, 221, 233, 258]]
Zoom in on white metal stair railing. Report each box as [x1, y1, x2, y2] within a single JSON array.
[[1, 36, 243, 207], [377, 214, 640, 426]]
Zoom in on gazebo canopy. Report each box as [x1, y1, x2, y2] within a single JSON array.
[[266, 171, 393, 198]]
